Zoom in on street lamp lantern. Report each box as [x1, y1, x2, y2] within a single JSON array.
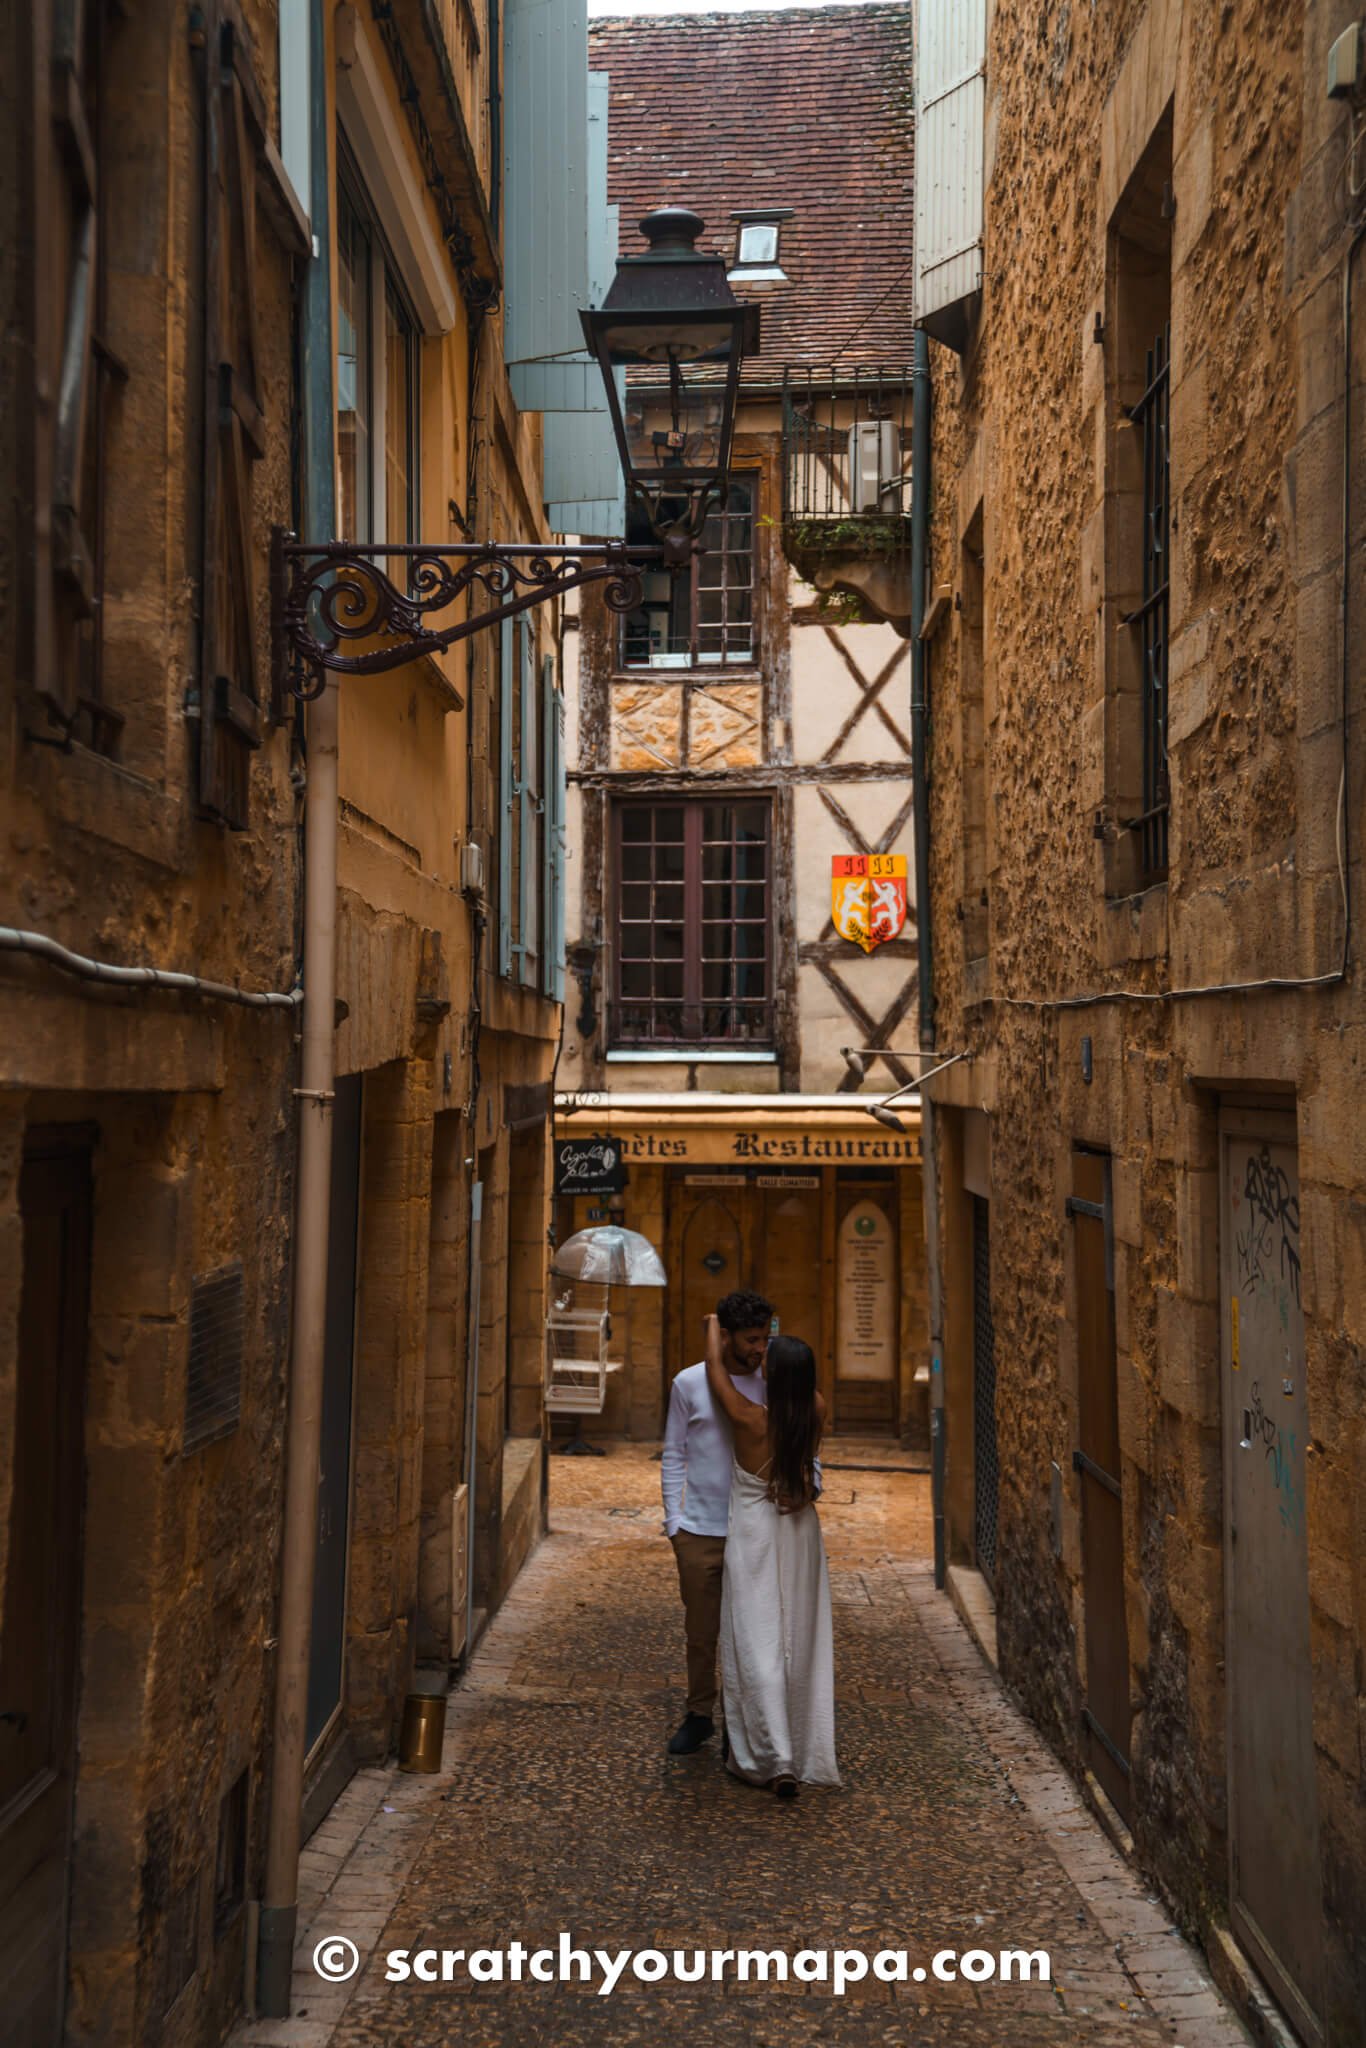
[[274, 211, 759, 701], [580, 207, 760, 558]]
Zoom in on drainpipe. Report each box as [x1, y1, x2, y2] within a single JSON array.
[[259, 0, 337, 2014], [908, 327, 947, 1591]]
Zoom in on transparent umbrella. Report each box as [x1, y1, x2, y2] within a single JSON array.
[[550, 1225, 667, 1288]]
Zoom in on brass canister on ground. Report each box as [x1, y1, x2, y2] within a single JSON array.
[[398, 1686, 446, 1773]]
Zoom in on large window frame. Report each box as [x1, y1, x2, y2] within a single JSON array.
[[620, 475, 757, 670], [612, 798, 772, 1049], [335, 145, 420, 546]]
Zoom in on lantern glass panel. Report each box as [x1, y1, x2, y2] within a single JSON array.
[[622, 380, 725, 488]]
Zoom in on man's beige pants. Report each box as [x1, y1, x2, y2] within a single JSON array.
[[670, 1530, 726, 1719]]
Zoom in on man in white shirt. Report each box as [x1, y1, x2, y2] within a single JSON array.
[[660, 1289, 774, 1756]]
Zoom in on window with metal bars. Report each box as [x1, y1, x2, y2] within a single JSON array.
[[1126, 324, 1170, 880], [1107, 109, 1173, 897], [620, 478, 755, 668], [613, 799, 771, 1047]]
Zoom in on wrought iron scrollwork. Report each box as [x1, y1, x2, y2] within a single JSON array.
[[273, 536, 658, 704]]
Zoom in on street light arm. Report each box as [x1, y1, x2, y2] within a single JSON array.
[[272, 532, 662, 702]]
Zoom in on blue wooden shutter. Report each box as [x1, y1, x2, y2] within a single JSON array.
[[518, 620, 540, 987], [498, 616, 515, 977], [504, 0, 589, 371], [543, 656, 566, 1001]]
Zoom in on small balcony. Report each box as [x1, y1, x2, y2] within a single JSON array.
[[780, 365, 913, 630]]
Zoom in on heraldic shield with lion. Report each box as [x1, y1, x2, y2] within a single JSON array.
[[831, 854, 908, 955]]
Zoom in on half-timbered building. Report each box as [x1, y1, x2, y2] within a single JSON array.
[[557, 4, 929, 1444]]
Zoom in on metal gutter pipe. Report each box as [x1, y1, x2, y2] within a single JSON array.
[[0, 926, 301, 1008], [259, 0, 339, 2013], [908, 326, 947, 1591]]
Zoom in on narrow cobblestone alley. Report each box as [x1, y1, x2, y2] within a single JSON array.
[[237, 1453, 1256, 2048]]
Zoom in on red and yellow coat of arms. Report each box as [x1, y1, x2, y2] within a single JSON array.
[[832, 854, 908, 954]]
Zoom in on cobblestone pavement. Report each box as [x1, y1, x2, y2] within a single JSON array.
[[237, 1448, 1253, 2048]]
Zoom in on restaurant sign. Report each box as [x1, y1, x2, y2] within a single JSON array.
[[615, 1127, 920, 1166], [554, 1135, 627, 1195]]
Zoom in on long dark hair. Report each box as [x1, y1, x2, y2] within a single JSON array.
[[765, 1336, 820, 1510]]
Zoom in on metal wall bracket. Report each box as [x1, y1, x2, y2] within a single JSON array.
[[271, 530, 662, 704]]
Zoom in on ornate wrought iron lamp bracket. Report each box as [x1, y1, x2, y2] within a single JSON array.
[[271, 530, 665, 704]]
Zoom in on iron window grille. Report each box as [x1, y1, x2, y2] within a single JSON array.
[[613, 799, 771, 1047], [183, 1262, 245, 1453], [620, 477, 755, 669], [1124, 323, 1171, 882]]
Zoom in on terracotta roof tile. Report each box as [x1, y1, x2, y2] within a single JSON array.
[[590, 3, 915, 377]]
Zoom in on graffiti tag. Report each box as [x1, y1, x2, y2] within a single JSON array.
[[1235, 1144, 1301, 1309]]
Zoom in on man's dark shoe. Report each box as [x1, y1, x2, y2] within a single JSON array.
[[667, 1713, 715, 1756]]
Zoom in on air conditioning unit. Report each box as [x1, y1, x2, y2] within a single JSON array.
[[848, 420, 901, 513]]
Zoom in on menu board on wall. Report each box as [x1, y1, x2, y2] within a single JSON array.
[[836, 1199, 896, 1381]]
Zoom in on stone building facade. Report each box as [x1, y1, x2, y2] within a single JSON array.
[[0, 0, 575, 2038], [558, 4, 930, 1445], [914, 0, 1366, 2037]]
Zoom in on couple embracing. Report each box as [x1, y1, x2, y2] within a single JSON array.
[[661, 1290, 839, 1799]]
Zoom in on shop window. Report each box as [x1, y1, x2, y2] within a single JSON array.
[[613, 799, 771, 1047], [620, 477, 755, 669]]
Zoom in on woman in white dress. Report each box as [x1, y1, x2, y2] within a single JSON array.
[[703, 1313, 839, 1798]]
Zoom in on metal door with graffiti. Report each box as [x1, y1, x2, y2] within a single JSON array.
[[1220, 1107, 1323, 2042]]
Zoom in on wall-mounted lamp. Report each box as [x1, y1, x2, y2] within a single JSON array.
[[567, 940, 599, 1041], [862, 1049, 971, 1129]]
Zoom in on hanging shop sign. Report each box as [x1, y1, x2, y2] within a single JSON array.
[[837, 1199, 897, 1381], [831, 853, 908, 954], [554, 1135, 627, 1196]]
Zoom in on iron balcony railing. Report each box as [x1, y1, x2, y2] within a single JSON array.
[[781, 364, 915, 532]]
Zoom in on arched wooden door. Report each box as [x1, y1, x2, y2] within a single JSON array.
[[667, 1188, 747, 1406]]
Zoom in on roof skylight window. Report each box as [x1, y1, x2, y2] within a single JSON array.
[[729, 209, 791, 283]]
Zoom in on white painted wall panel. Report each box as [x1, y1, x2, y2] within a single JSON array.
[[913, 0, 986, 332]]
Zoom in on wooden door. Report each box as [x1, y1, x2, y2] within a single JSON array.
[[1221, 1109, 1322, 2042], [0, 1137, 92, 2045], [306, 1073, 363, 1756], [833, 1180, 898, 1433], [971, 1194, 999, 1584], [1070, 1149, 1131, 1819], [755, 1182, 822, 1358], [669, 1184, 748, 1402]]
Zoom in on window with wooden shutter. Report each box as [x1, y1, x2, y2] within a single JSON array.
[[498, 616, 516, 977], [497, 615, 551, 986], [542, 658, 566, 1003], [27, 0, 124, 752], [518, 620, 543, 988], [913, 0, 986, 351], [197, 4, 267, 828]]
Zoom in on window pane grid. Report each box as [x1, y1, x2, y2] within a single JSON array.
[[614, 800, 771, 1046], [621, 477, 756, 668]]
